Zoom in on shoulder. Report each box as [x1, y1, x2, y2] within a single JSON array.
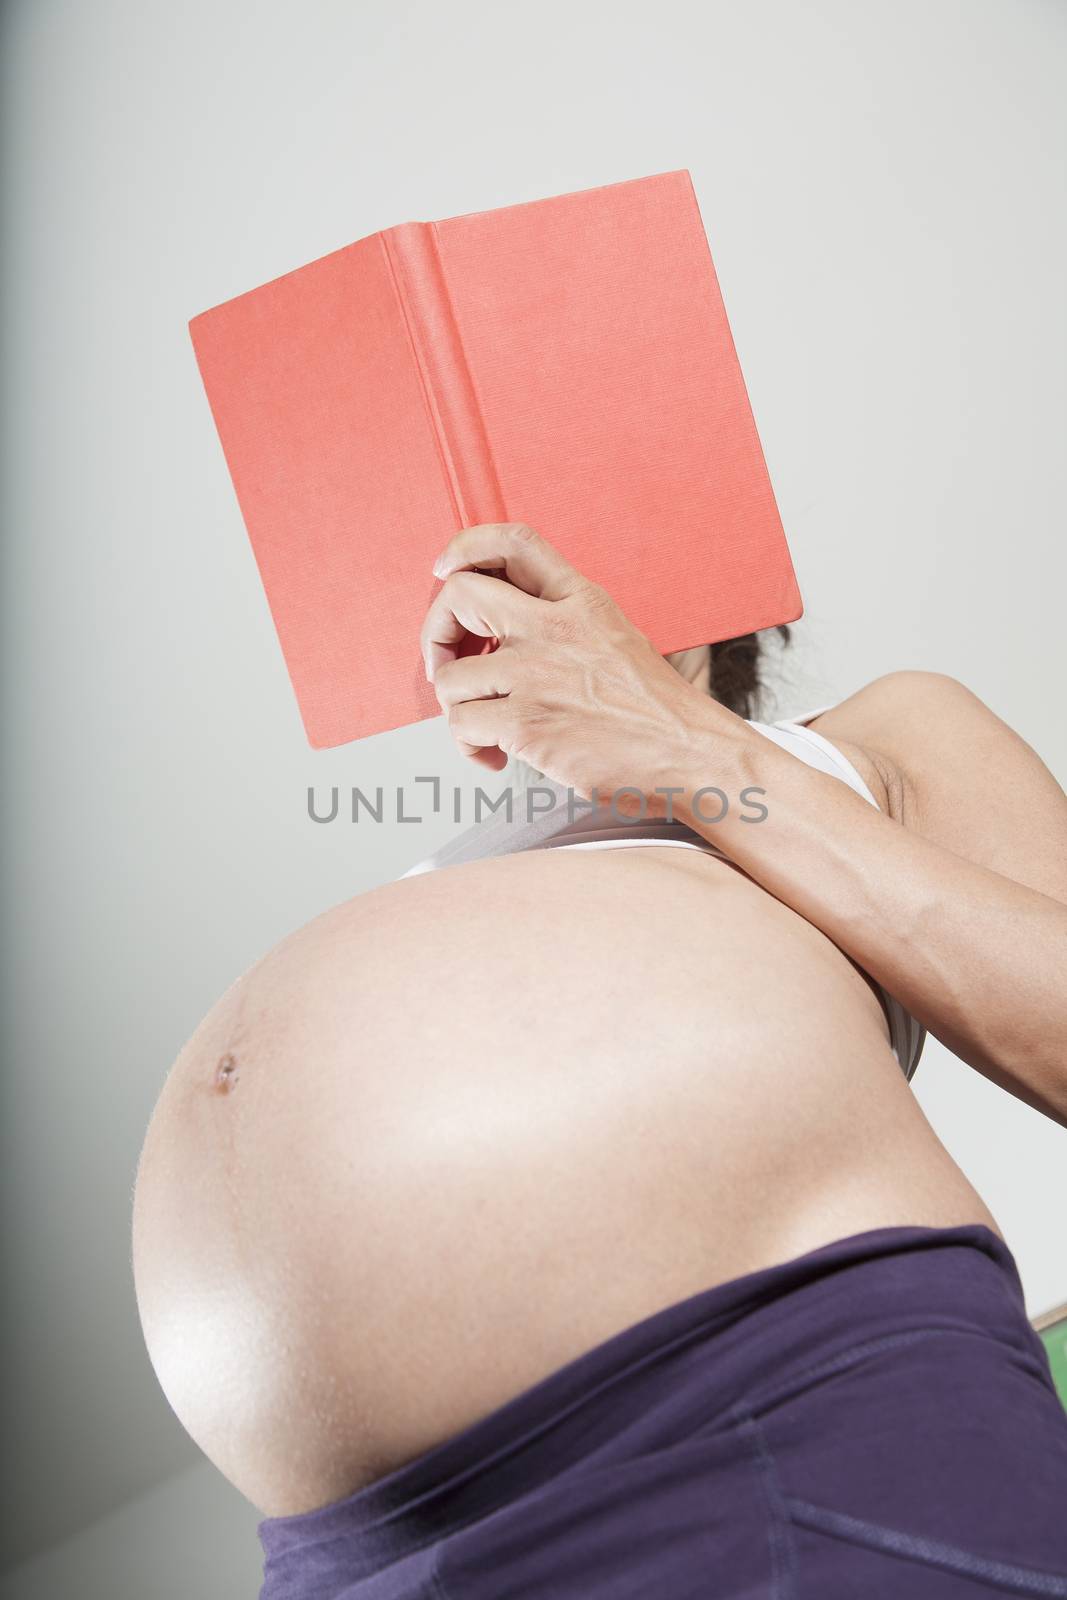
[[810, 670, 1034, 779], [810, 671, 1067, 900], [810, 669, 987, 726], [810, 671, 999, 776]]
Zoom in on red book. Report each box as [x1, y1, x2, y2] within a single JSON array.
[[189, 169, 801, 748]]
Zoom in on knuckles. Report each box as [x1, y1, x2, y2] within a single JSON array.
[[538, 607, 582, 645], [577, 580, 615, 615], [537, 582, 615, 644], [441, 569, 480, 603]]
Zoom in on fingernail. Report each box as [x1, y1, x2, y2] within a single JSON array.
[[432, 555, 447, 579]]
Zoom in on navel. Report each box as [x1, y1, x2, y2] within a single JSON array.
[[214, 1053, 240, 1094]]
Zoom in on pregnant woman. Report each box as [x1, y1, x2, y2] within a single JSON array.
[[133, 524, 1067, 1598]]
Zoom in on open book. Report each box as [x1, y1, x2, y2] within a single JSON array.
[[189, 169, 801, 747]]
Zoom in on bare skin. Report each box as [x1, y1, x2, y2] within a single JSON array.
[[132, 526, 1067, 1520]]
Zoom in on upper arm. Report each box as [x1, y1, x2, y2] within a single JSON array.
[[811, 671, 1067, 906]]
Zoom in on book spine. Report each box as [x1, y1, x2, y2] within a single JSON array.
[[380, 222, 506, 529]]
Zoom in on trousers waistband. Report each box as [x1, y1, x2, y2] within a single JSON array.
[[258, 1223, 1042, 1590]]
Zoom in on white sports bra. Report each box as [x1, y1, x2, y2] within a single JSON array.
[[401, 705, 926, 1081]]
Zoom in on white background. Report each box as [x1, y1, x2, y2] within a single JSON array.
[[1, 0, 1064, 1592]]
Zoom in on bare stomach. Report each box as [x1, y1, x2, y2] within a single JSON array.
[[131, 844, 997, 1517]]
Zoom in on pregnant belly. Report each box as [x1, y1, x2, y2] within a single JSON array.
[[131, 846, 993, 1517]]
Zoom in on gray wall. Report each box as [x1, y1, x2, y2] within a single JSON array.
[[0, 1467, 262, 1600], [2, 0, 1064, 1591]]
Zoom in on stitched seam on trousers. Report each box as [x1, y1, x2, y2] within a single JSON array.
[[743, 1325, 1029, 1418], [732, 1401, 797, 1600], [428, 1551, 454, 1600], [787, 1498, 1067, 1597]]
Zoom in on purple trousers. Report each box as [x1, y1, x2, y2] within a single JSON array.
[[258, 1225, 1067, 1598]]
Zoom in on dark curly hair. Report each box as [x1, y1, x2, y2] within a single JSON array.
[[709, 624, 793, 721]]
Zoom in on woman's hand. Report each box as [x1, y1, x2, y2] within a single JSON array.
[[420, 522, 740, 808]]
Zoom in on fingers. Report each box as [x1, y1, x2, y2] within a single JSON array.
[[422, 525, 603, 772], [447, 695, 514, 766], [435, 650, 518, 771], [433, 648, 517, 711], [420, 569, 541, 682], [432, 523, 585, 602]]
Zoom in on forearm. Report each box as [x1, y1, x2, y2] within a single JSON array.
[[424, 527, 1067, 1122], [677, 721, 1067, 1124]]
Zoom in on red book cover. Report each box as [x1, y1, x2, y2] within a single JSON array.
[[189, 169, 802, 748]]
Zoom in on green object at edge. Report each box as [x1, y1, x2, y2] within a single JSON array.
[[1038, 1316, 1067, 1411]]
